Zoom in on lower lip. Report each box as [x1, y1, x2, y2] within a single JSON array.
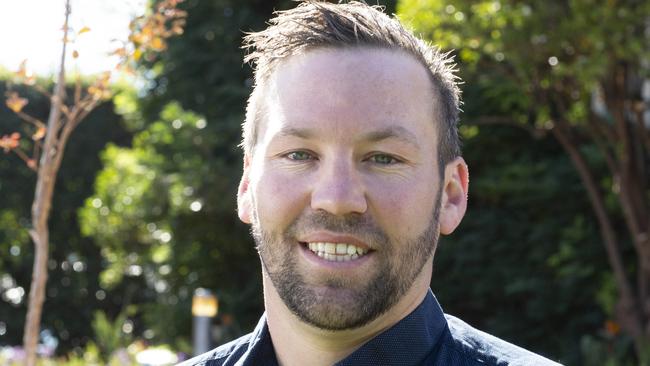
[[298, 243, 373, 269]]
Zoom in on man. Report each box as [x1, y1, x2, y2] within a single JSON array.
[[179, 1, 562, 365]]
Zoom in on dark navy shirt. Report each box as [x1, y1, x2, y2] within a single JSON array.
[[177, 290, 562, 366]]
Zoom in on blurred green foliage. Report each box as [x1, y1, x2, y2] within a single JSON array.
[[398, 0, 648, 363], [0, 77, 139, 353], [80, 100, 262, 348], [434, 124, 608, 364], [88, 308, 134, 362], [398, 0, 649, 135]]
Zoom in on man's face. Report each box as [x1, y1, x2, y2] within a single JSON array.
[[239, 48, 443, 330]]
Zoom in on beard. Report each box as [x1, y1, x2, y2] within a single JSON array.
[[251, 189, 442, 331]]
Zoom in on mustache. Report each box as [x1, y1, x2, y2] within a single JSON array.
[[286, 210, 390, 249]]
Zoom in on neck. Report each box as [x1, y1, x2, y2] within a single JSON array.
[[263, 259, 432, 366]]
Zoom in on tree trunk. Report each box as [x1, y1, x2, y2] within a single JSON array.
[[602, 61, 650, 350], [550, 121, 645, 342], [22, 2, 70, 365]]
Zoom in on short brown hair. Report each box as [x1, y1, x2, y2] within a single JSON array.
[[241, 1, 462, 167]]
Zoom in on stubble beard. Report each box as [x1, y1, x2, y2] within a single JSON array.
[[252, 191, 441, 331]]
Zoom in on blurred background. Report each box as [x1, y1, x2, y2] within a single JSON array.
[[1, 0, 648, 365]]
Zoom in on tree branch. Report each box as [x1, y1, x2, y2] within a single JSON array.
[[32, 140, 41, 168], [632, 101, 650, 151], [32, 84, 52, 100], [15, 111, 46, 129], [610, 63, 635, 189], [584, 114, 619, 179], [12, 147, 36, 171]]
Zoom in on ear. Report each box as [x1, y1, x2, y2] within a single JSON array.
[[439, 157, 469, 235], [237, 154, 253, 224]]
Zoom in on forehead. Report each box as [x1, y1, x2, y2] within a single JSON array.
[[258, 47, 438, 147]]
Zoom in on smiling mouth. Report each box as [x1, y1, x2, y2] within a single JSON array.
[[303, 242, 370, 262]]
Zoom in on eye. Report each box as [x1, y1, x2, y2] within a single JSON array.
[[367, 154, 400, 165], [285, 151, 315, 161]]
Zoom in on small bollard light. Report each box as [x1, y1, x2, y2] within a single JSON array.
[[192, 288, 218, 356], [192, 288, 218, 317]]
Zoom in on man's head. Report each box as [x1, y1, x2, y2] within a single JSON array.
[[237, 1, 468, 331], [241, 0, 461, 170]]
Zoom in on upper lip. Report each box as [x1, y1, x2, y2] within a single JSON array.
[[299, 232, 371, 250]]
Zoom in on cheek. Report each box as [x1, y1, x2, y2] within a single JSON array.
[[253, 169, 310, 228], [365, 174, 438, 235]]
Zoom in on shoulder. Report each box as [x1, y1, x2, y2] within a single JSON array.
[[441, 314, 564, 366], [175, 332, 255, 366]]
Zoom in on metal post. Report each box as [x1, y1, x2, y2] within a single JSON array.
[[192, 288, 218, 356]]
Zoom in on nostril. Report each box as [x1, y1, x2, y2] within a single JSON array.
[[310, 185, 368, 215]]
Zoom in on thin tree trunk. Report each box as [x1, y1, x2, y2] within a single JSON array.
[[605, 62, 650, 339], [22, 2, 70, 365], [551, 121, 645, 348]]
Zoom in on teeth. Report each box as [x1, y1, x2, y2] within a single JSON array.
[[305, 242, 369, 262]]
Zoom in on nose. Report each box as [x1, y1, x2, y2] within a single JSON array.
[[310, 157, 367, 216]]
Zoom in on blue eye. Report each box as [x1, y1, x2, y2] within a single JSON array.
[[286, 151, 314, 161], [369, 154, 399, 165]]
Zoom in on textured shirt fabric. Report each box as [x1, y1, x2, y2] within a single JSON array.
[[177, 290, 563, 366]]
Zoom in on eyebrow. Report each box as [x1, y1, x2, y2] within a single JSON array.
[[363, 126, 420, 148], [277, 127, 315, 139], [277, 125, 421, 149]]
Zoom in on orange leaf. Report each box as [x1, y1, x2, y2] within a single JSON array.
[[24, 75, 36, 85], [98, 71, 111, 85], [27, 159, 37, 169], [129, 33, 143, 46], [141, 24, 154, 37], [0, 133, 20, 153], [150, 37, 165, 51], [72, 50, 79, 59], [87, 83, 111, 100], [14, 60, 35, 85], [16, 60, 28, 78], [153, 13, 165, 24], [78, 26, 91, 35], [6, 92, 28, 113], [32, 127, 46, 141], [171, 24, 184, 35], [88, 86, 101, 98], [605, 320, 620, 336], [111, 47, 127, 57]]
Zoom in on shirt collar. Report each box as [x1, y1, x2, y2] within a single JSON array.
[[246, 289, 446, 366], [336, 289, 447, 365], [238, 315, 278, 366]]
